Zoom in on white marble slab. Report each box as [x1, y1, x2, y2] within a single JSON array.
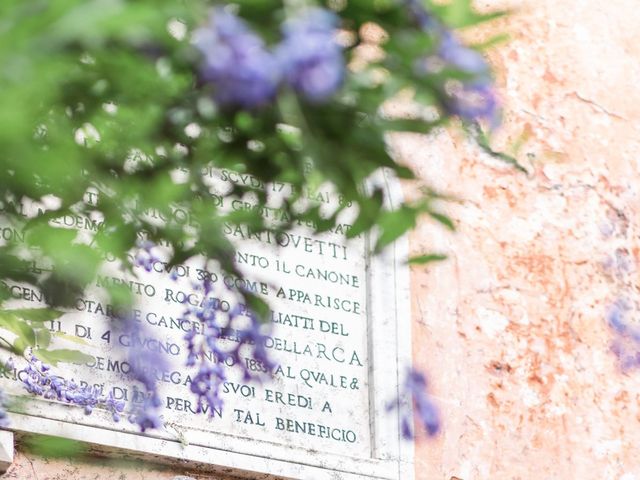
[[0, 169, 413, 479]]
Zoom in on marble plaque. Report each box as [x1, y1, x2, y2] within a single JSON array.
[[0, 169, 413, 480]]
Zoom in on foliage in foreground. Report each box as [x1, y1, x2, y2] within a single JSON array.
[[0, 0, 506, 437]]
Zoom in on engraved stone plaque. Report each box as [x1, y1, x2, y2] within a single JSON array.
[[0, 170, 413, 480]]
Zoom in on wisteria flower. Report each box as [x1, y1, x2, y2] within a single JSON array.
[[129, 392, 163, 432], [407, 0, 499, 125], [443, 79, 498, 125], [125, 325, 168, 431], [405, 0, 436, 30], [19, 353, 124, 422], [193, 8, 280, 109], [607, 300, 640, 371], [190, 362, 226, 415], [276, 8, 344, 102], [388, 368, 440, 439], [0, 391, 9, 427], [179, 277, 274, 416], [438, 32, 490, 76], [437, 33, 498, 125]]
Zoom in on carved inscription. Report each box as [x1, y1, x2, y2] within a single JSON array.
[[0, 171, 371, 458]]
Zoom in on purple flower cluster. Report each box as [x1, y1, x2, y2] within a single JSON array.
[[193, 8, 344, 108], [121, 322, 167, 432], [126, 355, 164, 431], [405, 0, 437, 31], [389, 368, 440, 439], [135, 241, 275, 425], [180, 279, 274, 417], [189, 362, 225, 415], [277, 9, 344, 103], [20, 353, 125, 420], [407, 0, 499, 125], [0, 390, 8, 428], [438, 31, 490, 76], [134, 240, 158, 273], [14, 238, 275, 433], [438, 32, 497, 124], [193, 8, 280, 108], [607, 300, 640, 371], [443, 80, 498, 126]]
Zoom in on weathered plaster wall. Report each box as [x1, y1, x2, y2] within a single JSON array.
[[3, 450, 213, 480], [406, 0, 640, 478]]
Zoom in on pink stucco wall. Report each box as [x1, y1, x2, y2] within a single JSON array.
[[407, 0, 640, 478]]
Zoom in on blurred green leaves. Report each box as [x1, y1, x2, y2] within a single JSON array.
[[428, 0, 508, 29], [0, 0, 506, 329], [0, 306, 95, 366], [0, 310, 36, 352], [35, 349, 94, 367], [23, 434, 87, 459], [408, 253, 447, 265]]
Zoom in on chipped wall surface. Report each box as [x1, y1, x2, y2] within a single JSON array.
[[405, 0, 640, 479], [3, 451, 221, 480], [3, 0, 640, 479]]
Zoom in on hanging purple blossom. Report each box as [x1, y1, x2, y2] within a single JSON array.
[[438, 32, 490, 76], [19, 353, 125, 421], [128, 392, 163, 432], [134, 239, 159, 272], [607, 300, 640, 371], [406, 0, 489, 75], [388, 368, 440, 439], [437, 33, 498, 125], [406, 0, 499, 125], [190, 362, 226, 414], [405, 0, 436, 30], [178, 277, 274, 417], [235, 311, 275, 377], [123, 323, 168, 431], [443, 79, 498, 125], [184, 328, 198, 367], [0, 390, 8, 427], [276, 8, 344, 102], [193, 8, 280, 109]]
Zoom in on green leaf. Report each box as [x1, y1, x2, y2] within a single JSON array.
[[408, 253, 448, 265], [36, 349, 94, 366], [35, 328, 52, 349], [430, 0, 508, 29], [473, 33, 511, 51], [0, 311, 36, 347], [3, 308, 64, 323], [468, 123, 528, 173], [374, 206, 418, 252], [53, 332, 90, 346], [0, 285, 9, 304], [245, 292, 270, 323], [427, 211, 456, 231], [12, 337, 28, 355]]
